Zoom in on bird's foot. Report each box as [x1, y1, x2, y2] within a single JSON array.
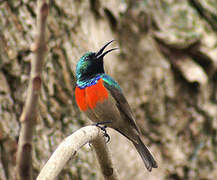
[[94, 122, 111, 143], [88, 142, 92, 148]]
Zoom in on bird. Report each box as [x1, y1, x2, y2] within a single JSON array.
[[75, 40, 158, 171]]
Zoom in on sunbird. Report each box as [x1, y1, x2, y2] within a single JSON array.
[[75, 40, 157, 171]]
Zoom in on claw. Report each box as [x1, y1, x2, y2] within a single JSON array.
[[88, 142, 92, 147], [104, 133, 110, 143], [94, 122, 111, 143]]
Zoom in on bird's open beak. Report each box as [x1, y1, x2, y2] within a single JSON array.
[[96, 40, 118, 60]]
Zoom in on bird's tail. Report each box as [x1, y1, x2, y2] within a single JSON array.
[[133, 137, 158, 171]]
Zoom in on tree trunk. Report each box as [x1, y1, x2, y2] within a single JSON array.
[[0, 0, 216, 179]]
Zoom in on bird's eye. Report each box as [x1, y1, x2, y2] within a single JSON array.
[[86, 53, 97, 61], [89, 53, 96, 58]]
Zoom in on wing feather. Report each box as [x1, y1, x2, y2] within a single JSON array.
[[102, 75, 140, 133]]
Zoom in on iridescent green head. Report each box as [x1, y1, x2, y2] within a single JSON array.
[[76, 40, 118, 82]]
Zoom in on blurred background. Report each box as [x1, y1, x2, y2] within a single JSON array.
[[0, 0, 217, 179]]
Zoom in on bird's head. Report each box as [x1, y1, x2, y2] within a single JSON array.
[[76, 40, 118, 81]]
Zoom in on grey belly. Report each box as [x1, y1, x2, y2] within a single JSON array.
[[84, 97, 122, 129]]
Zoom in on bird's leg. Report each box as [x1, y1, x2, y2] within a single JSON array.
[[93, 121, 112, 143], [94, 121, 112, 126]]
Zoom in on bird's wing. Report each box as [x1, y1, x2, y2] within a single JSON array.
[[102, 74, 140, 133]]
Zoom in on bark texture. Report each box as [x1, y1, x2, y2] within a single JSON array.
[[0, 0, 216, 180]]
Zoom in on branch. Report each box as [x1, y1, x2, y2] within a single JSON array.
[[36, 126, 119, 180], [16, 1, 49, 180], [92, 135, 119, 180]]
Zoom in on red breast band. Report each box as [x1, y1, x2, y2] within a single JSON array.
[[75, 78, 108, 111]]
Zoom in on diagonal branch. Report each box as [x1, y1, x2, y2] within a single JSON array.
[[36, 126, 119, 180], [16, 1, 49, 180]]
